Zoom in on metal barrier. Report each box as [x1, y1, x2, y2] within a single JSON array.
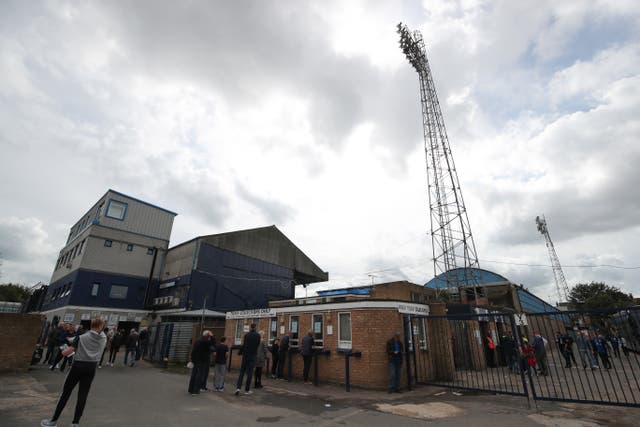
[[406, 306, 640, 408], [343, 350, 362, 392], [525, 307, 640, 407]]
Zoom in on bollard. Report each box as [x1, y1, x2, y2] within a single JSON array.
[[313, 349, 331, 386], [344, 350, 362, 392]]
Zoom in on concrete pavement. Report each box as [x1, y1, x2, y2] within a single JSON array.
[[2, 358, 640, 426]]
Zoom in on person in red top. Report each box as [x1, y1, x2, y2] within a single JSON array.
[[486, 333, 496, 368]]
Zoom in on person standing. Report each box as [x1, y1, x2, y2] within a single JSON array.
[[277, 332, 290, 379], [235, 323, 260, 396], [609, 334, 621, 358], [139, 327, 150, 359], [301, 331, 314, 384], [485, 333, 496, 368], [124, 329, 139, 367], [593, 333, 612, 369], [270, 338, 280, 379], [188, 330, 212, 395], [40, 318, 107, 427], [43, 326, 58, 365], [556, 331, 571, 368], [254, 331, 268, 388], [386, 333, 403, 393], [50, 324, 71, 371], [108, 330, 123, 366], [213, 336, 229, 391], [533, 332, 549, 376], [98, 327, 110, 369], [576, 330, 598, 369]]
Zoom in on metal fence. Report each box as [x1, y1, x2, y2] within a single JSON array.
[[405, 306, 640, 408], [145, 322, 195, 364]]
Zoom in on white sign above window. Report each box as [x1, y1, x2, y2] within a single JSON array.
[[397, 303, 430, 315], [226, 308, 276, 319]]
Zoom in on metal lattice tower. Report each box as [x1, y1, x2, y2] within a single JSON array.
[[536, 215, 569, 303], [397, 23, 480, 299]]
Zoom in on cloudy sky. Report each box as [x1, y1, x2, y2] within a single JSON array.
[[1, 0, 639, 303]]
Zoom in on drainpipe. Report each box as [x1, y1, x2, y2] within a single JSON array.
[[143, 247, 159, 310]]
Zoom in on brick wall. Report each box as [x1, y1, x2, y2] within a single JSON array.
[[0, 313, 43, 371], [224, 308, 433, 390]]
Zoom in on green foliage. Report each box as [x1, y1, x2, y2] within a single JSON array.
[[0, 283, 32, 303], [568, 282, 634, 310]]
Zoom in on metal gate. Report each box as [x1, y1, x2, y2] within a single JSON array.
[[145, 322, 195, 364], [405, 312, 529, 397], [405, 306, 640, 407]]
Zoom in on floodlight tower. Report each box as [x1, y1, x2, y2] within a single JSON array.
[[536, 215, 570, 304], [397, 23, 480, 300]]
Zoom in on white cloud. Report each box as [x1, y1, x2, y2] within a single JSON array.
[[1, 1, 640, 304]]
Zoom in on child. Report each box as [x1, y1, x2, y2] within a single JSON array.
[[213, 337, 229, 392]]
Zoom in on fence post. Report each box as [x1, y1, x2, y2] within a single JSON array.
[[344, 350, 361, 392]]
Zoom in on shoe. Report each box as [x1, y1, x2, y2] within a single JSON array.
[[98, 365, 102, 369], [71, 424, 79, 427], [244, 390, 253, 395], [303, 381, 312, 385], [219, 387, 225, 392], [40, 419, 57, 427], [234, 389, 240, 396]]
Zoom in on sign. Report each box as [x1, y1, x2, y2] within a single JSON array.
[[515, 313, 528, 326], [314, 322, 322, 334], [279, 325, 285, 334], [327, 325, 333, 335], [159, 281, 176, 289], [119, 315, 127, 322], [109, 314, 118, 324], [91, 311, 101, 318], [63, 313, 75, 322], [397, 303, 430, 316], [226, 308, 276, 320], [80, 313, 90, 320], [243, 325, 250, 333], [134, 316, 142, 322]]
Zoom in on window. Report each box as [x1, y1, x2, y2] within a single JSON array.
[[91, 283, 100, 297], [104, 240, 112, 247], [269, 318, 278, 344], [109, 285, 128, 299], [147, 247, 154, 255], [290, 315, 299, 347], [312, 314, 324, 347], [126, 244, 134, 252], [72, 244, 79, 258], [234, 320, 244, 345], [417, 318, 427, 350], [78, 239, 85, 255], [338, 312, 352, 350], [106, 200, 127, 220]]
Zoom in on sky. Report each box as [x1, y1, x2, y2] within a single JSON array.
[[1, 0, 639, 304]]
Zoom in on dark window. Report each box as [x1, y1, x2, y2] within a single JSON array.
[[104, 240, 112, 247], [109, 285, 128, 299], [147, 248, 154, 255], [91, 283, 100, 297], [126, 244, 134, 252]]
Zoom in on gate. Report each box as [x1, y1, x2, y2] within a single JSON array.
[[524, 307, 640, 407], [405, 312, 529, 397], [145, 322, 195, 364], [405, 306, 640, 408]]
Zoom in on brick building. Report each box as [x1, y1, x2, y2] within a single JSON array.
[[224, 281, 433, 390]]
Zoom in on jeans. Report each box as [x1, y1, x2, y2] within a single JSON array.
[[302, 355, 312, 382], [389, 362, 402, 392], [51, 361, 96, 424], [124, 348, 136, 366], [236, 357, 256, 392], [188, 361, 208, 394], [214, 363, 226, 389], [277, 352, 287, 378]]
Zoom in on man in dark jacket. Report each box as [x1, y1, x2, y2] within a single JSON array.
[[277, 332, 290, 379], [386, 333, 404, 393], [235, 323, 260, 395], [43, 326, 58, 365], [188, 330, 213, 395], [301, 331, 314, 384], [124, 329, 139, 367]]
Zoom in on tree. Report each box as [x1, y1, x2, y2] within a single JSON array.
[[568, 282, 634, 310], [0, 283, 32, 303]]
